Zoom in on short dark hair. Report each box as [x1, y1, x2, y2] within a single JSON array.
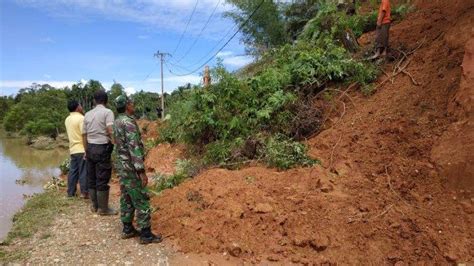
[[94, 90, 108, 105], [67, 100, 79, 112], [116, 106, 126, 113]]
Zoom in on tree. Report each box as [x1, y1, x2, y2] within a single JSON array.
[[131, 90, 161, 120], [0, 96, 15, 122], [225, 0, 288, 56], [3, 85, 69, 137], [108, 82, 126, 113], [65, 79, 104, 112], [283, 0, 320, 41]]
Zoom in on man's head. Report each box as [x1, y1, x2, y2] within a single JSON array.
[[67, 99, 83, 113], [94, 89, 108, 105], [115, 95, 134, 115]]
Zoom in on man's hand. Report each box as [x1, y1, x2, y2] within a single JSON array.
[[139, 172, 148, 187]]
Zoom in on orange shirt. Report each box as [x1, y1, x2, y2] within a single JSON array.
[[379, 0, 391, 24]]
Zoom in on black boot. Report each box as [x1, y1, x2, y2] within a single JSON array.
[[139, 227, 162, 244], [97, 190, 118, 215], [121, 223, 139, 239], [89, 189, 98, 213]]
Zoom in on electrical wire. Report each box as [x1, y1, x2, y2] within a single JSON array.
[[174, 0, 221, 63], [171, 0, 199, 55], [166, 0, 265, 76], [143, 63, 159, 81]]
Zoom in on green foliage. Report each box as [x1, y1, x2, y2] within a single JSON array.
[[282, 0, 320, 41], [261, 134, 318, 170], [64, 80, 104, 112], [225, 0, 288, 55], [0, 96, 15, 122], [151, 159, 200, 193], [3, 190, 77, 244], [162, 63, 297, 148], [3, 85, 69, 137], [361, 83, 376, 96], [108, 82, 125, 113], [59, 158, 71, 175], [132, 90, 161, 120]]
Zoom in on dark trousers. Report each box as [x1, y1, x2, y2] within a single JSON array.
[[376, 23, 391, 51], [67, 153, 88, 196], [86, 143, 113, 191]]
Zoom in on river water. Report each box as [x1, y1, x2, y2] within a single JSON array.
[[0, 131, 67, 241]]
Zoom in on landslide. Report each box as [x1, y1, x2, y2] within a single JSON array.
[[149, 1, 474, 264]]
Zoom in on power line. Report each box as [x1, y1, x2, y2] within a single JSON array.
[[174, 0, 222, 63], [166, 0, 265, 76], [172, 0, 199, 55], [142, 63, 159, 81], [170, 9, 238, 69]]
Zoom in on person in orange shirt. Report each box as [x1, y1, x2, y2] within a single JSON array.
[[370, 0, 391, 59], [65, 100, 88, 198]]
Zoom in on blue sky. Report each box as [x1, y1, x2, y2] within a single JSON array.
[[0, 0, 253, 95]]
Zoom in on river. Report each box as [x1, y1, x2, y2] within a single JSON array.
[[0, 131, 67, 241]]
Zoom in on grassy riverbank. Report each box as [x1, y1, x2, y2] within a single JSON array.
[[0, 190, 78, 263]]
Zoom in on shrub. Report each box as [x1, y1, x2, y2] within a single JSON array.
[[59, 158, 70, 175], [261, 134, 318, 170], [151, 159, 201, 193]]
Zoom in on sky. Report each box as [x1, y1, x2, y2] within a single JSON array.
[[0, 0, 254, 96]]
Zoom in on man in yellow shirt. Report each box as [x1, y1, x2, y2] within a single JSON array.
[[65, 100, 88, 198]]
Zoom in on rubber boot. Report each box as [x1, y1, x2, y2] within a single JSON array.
[[97, 190, 118, 215], [121, 223, 139, 239], [89, 189, 98, 213], [139, 227, 162, 245]]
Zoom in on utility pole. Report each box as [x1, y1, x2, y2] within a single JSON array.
[[154, 51, 170, 119]]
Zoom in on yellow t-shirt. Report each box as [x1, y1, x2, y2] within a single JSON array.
[[65, 112, 85, 154]]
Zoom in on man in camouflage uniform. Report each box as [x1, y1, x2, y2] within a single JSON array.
[[113, 95, 162, 244]]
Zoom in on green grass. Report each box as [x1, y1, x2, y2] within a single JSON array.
[[0, 190, 77, 263]]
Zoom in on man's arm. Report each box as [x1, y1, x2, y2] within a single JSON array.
[[106, 126, 114, 144], [105, 110, 115, 144], [125, 120, 147, 186], [82, 133, 88, 160], [82, 117, 88, 159]]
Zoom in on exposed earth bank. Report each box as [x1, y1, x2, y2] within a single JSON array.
[[147, 1, 474, 264]]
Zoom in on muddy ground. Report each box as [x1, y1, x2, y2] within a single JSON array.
[[147, 0, 474, 264]]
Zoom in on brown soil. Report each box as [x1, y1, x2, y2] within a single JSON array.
[[145, 143, 185, 175], [149, 1, 474, 264], [137, 119, 161, 140]]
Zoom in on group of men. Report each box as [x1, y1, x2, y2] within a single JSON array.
[[64, 90, 161, 244]]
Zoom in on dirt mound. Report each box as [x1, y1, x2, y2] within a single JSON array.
[[145, 143, 184, 175], [432, 31, 474, 196], [137, 119, 160, 141], [151, 1, 474, 264]]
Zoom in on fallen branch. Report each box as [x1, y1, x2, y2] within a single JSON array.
[[401, 70, 420, 86], [378, 38, 426, 90], [370, 204, 395, 220]]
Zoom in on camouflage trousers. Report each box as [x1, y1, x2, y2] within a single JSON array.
[[119, 171, 152, 230]]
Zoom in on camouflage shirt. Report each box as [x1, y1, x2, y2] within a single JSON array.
[[113, 114, 145, 174]]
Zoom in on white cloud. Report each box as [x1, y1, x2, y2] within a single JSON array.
[[216, 51, 234, 58], [15, 0, 233, 38], [0, 80, 76, 89], [222, 55, 254, 68], [125, 87, 136, 95], [0, 74, 202, 95], [39, 37, 55, 43], [137, 35, 149, 40], [43, 74, 52, 79]]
